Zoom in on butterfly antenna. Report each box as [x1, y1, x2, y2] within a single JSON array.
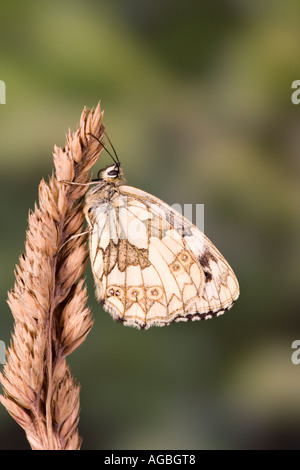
[[104, 130, 120, 167], [87, 133, 119, 166]]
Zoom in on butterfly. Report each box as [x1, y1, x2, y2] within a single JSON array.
[[83, 135, 239, 330]]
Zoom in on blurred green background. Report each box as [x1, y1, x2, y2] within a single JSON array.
[[1, 0, 300, 450]]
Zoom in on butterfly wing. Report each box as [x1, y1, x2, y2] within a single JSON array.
[[87, 185, 239, 329]]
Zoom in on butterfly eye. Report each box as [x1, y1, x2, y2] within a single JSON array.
[[107, 168, 119, 177]]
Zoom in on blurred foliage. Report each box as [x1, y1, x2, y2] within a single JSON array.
[[1, 0, 300, 450]]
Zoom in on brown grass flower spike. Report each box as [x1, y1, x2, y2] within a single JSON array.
[[0, 103, 105, 450]]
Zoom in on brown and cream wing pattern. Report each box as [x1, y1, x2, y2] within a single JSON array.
[[85, 184, 239, 329]]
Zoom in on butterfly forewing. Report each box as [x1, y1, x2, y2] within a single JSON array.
[[85, 177, 239, 329]]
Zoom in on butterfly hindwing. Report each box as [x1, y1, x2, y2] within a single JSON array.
[[121, 186, 239, 322]]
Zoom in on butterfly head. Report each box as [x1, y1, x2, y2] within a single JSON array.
[[99, 164, 124, 183]]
